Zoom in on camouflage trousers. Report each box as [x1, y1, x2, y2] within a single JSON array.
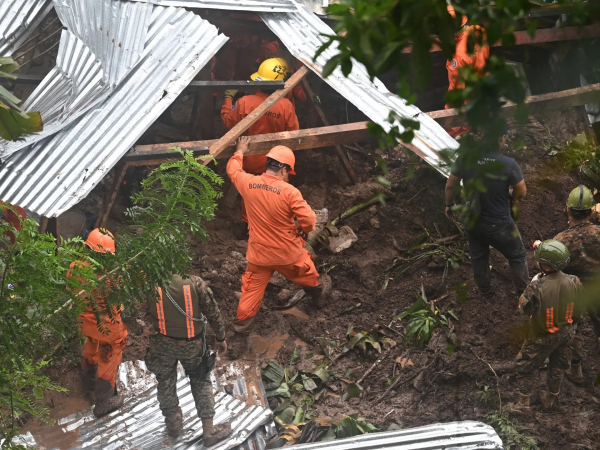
[[515, 327, 572, 395], [145, 334, 214, 419]]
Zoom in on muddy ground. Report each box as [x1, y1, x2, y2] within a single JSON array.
[[24, 107, 600, 450]]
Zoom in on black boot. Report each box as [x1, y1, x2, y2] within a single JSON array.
[[509, 263, 529, 296], [303, 274, 332, 309]]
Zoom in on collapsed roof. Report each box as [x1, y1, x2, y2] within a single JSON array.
[[0, 0, 458, 218]]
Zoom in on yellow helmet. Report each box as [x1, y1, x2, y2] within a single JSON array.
[[251, 58, 288, 81]]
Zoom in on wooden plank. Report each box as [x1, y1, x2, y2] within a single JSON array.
[[129, 121, 376, 165], [186, 80, 284, 90], [39, 216, 48, 233], [302, 78, 358, 184], [401, 23, 600, 53], [206, 66, 309, 164], [431, 82, 600, 128], [95, 163, 130, 228]]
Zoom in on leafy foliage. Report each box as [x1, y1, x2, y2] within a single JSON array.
[[487, 411, 539, 450], [0, 57, 43, 141], [0, 149, 222, 437], [0, 359, 66, 444], [555, 132, 600, 186], [396, 285, 458, 347]]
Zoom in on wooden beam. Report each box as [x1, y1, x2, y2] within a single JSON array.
[[95, 163, 130, 229], [129, 121, 376, 165], [302, 78, 358, 184], [432, 82, 600, 128], [186, 80, 285, 90], [206, 66, 310, 163], [401, 23, 600, 53]]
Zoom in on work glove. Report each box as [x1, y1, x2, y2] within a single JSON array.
[[225, 89, 238, 99]]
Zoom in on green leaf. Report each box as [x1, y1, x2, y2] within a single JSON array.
[[276, 382, 291, 398], [0, 107, 43, 141], [263, 362, 285, 385], [301, 374, 318, 391], [33, 386, 44, 399], [341, 382, 361, 401], [290, 347, 299, 365]]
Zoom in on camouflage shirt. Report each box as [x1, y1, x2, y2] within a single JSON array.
[[554, 222, 600, 282], [519, 271, 582, 337], [190, 275, 226, 342]]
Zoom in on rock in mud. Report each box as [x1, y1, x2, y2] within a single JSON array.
[[328, 226, 358, 253]]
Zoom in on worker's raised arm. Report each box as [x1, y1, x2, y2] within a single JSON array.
[[221, 94, 243, 130], [192, 276, 226, 342], [226, 137, 251, 189], [288, 188, 316, 233]]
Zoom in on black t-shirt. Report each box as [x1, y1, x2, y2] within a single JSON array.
[[451, 152, 523, 225]]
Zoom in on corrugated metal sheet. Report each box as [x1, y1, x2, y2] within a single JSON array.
[[126, 0, 297, 13], [286, 421, 503, 449], [54, 0, 153, 88], [35, 360, 275, 449], [0, 2, 228, 217], [0, 0, 53, 55], [261, 3, 459, 175], [0, 29, 108, 159]]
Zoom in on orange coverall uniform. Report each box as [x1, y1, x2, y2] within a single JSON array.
[[446, 25, 489, 138], [222, 93, 300, 222], [69, 261, 127, 401], [226, 152, 319, 332]]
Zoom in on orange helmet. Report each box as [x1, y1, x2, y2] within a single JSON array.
[[447, 5, 468, 26], [266, 146, 296, 175], [85, 228, 115, 254]]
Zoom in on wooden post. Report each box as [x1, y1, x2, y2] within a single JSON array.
[[95, 163, 130, 229], [189, 64, 215, 141], [302, 78, 358, 183], [39, 217, 48, 234], [206, 66, 310, 164]]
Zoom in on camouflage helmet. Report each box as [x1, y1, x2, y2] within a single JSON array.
[[566, 185, 595, 211], [534, 239, 570, 271]]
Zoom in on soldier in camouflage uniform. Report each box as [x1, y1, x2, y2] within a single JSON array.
[[554, 185, 600, 383], [510, 240, 582, 414], [146, 274, 231, 444]]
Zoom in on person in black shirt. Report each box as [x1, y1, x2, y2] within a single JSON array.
[[445, 132, 529, 297]]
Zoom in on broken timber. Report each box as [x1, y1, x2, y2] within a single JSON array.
[[206, 66, 310, 163], [129, 82, 600, 163]]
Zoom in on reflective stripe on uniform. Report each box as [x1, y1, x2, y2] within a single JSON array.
[[546, 307, 559, 333], [565, 302, 574, 324], [182, 284, 195, 339], [156, 287, 167, 335]]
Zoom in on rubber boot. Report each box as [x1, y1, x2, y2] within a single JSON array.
[[508, 393, 531, 417], [93, 394, 124, 418], [165, 407, 183, 438], [568, 362, 584, 385], [474, 272, 494, 299], [303, 274, 332, 309], [202, 418, 232, 447], [539, 390, 559, 410]]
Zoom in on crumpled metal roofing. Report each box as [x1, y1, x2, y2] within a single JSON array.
[[286, 421, 503, 449], [28, 360, 275, 449], [261, 2, 459, 175], [127, 0, 297, 13], [0, 0, 53, 55], [54, 0, 153, 88], [0, 0, 228, 217], [0, 29, 109, 158]]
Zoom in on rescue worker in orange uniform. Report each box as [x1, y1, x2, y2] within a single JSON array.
[[226, 136, 331, 338], [69, 228, 126, 418], [445, 5, 490, 138], [221, 58, 300, 238]]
